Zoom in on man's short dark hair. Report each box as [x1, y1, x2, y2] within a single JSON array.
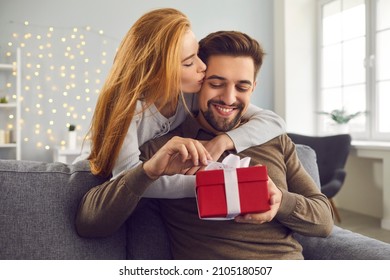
[[198, 31, 265, 78]]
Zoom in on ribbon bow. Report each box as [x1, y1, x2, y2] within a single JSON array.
[[205, 154, 251, 171]]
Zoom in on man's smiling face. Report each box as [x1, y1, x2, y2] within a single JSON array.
[[197, 55, 256, 133]]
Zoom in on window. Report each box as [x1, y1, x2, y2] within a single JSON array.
[[318, 0, 390, 140]]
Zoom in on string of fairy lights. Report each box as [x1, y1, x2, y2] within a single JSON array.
[[1, 21, 119, 153]]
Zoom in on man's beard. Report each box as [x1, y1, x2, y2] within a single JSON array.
[[202, 100, 244, 132]]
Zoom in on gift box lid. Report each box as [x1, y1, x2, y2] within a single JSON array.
[[196, 165, 268, 187]]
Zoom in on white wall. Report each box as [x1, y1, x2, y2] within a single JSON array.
[[0, 0, 274, 162], [274, 0, 317, 135]]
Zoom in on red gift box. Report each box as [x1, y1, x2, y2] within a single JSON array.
[[195, 165, 270, 219]]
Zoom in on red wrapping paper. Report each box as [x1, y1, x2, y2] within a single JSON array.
[[195, 165, 270, 219]]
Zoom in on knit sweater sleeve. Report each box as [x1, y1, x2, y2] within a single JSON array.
[[226, 103, 286, 152], [75, 164, 155, 238], [143, 174, 196, 198], [275, 135, 334, 237]]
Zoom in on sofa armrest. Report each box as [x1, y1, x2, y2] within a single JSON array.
[[295, 144, 321, 188], [295, 226, 390, 259], [0, 159, 126, 260]]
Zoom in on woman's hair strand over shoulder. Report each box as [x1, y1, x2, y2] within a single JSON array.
[[88, 8, 190, 177]]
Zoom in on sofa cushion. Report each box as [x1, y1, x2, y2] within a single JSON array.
[[0, 159, 126, 260], [295, 226, 390, 259]]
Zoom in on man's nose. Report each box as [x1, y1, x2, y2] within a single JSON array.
[[221, 85, 236, 105]]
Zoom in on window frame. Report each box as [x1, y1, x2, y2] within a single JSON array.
[[317, 0, 390, 141]]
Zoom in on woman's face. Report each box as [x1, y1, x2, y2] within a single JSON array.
[[180, 30, 207, 94]]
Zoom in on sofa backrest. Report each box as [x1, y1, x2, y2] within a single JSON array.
[[0, 159, 126, 260]]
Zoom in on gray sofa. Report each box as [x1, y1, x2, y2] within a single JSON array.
[[1, 145, 390, 260]]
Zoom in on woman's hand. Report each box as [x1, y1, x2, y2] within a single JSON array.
[[234, 175, 282, 224], [143, 136, 211, 180], [185, 134, 234, 175]]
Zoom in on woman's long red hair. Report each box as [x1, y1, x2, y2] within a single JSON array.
[[88, 8, 190, 177]]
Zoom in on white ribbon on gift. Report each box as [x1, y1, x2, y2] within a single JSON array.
[[205, 154, 251, 219]]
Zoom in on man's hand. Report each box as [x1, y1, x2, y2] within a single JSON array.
[[143, 136, 211, 180], [234, 176, 282, 224]]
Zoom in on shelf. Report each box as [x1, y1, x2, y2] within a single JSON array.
[[0, 48, 21, 160], [0, 63, 14, 70], [53, 146, 82, 164], [0, 103, 17, 108], [0, 143, 17, 148]]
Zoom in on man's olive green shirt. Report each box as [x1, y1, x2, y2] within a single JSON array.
[[76, 116, 334, 259]]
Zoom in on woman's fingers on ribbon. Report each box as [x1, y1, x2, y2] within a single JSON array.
[[145, 137, 207, 178], [184, 166, 201, 175], [172, 136, 210, 166], [185, 164, 207, 175], [190, 138, 212, 165]]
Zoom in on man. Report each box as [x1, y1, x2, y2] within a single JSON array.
[[76, 31, 333, 259]]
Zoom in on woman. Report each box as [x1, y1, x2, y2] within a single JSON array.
[[86, 8, 285, 196]]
